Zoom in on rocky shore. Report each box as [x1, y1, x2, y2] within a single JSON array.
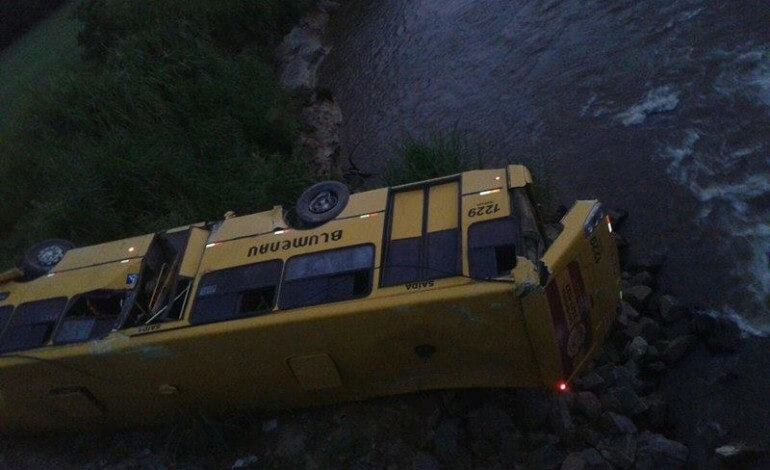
[[275, 0, 344, 179]]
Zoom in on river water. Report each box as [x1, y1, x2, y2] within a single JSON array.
[[319, 0, 770, 332]]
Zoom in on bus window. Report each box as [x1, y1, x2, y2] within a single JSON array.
[[280, 245, 374, 309], [468, 218, 518, 279], [54, 291, 124, 345], [190, 260, 282, 325], [426, 182, 460, 279], [0, 298, 67, 353], [382, 181, 460, 286]]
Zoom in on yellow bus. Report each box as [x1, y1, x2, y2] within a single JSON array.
[[0, 165, 620, 434]]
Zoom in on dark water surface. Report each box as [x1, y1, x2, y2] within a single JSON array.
[[320, 0, 770, 331]]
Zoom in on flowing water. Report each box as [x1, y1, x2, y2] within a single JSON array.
[[319, 0, 770, 333]]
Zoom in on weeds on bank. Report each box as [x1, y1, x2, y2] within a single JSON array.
[[384, 130, 483, 186], [384, 129, 553, 215]]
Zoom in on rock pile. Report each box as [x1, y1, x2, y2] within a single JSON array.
[[275, 0, 344, 179]]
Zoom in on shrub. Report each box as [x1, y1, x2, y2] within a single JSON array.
[[0, 0, 314, 266]]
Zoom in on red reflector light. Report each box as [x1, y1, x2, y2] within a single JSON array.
[[557, 381, 568, 392]]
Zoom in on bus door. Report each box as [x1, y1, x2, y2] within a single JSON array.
[[381, 180, 461, 287]]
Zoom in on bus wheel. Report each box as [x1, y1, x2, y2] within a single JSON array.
[[296, 181, 349, 226], [20, 239, 75, 279]]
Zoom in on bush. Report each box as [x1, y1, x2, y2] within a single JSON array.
[[0, 0, 314, 266]]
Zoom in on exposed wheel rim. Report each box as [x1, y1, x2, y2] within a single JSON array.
[[37, 245, 65, 267], [308, 190, 339, 214]]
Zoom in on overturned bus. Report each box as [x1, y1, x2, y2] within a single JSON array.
[[0, 165, 620, 434]]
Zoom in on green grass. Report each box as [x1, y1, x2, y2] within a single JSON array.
[[0, 0, 314, 268], [0, 1, 82, 133], [383, 130, 484, 186], [384, 129, 554, 216]]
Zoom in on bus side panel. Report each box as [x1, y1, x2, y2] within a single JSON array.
[[520, 289, 563, 388]]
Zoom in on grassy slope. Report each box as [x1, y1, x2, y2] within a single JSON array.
[[0, 0, 82, 132]]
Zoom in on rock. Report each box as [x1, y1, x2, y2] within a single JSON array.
[[606, 207, 628, 229], [545, 223, 563, 244], [714, 442, 762, 468], [595, 364, 638, 390], [621, 301, 641, 321], [528, 443, 567, 470], [641, 393, 668, 429], [599, 411, 637, 435], [574, 371, 605, 392], [647, 291, 663, 316], [627, 252, 667, 273], [276, 24, 330, 90], [299, 98, 343, 177], [638, 317, 665, 343], [659, 295, 690, 323], [549, 396, 575, 442], [433, 419, 459, 460], [561, 452, 587, 470], [635, 432, 688, 469], [574, 391, 602, 419], [609, 386, 648, 416], [630, 270, 655, 288], [512, 389, 551, 430], [625, 336, 648, 361], [412, 452, 440, 470], [623, 285, 653, 311], [704, 317, 741, 353], [466, 404, 516, 458], [578, 424, 603, 447], [580, 448, 613, 470], [597, 434, 637, 469], [232, 455, 259, 469], [262, 419, 278, 432], [660, 335, 697, 365]]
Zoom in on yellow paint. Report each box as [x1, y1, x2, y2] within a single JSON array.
[[0, 166, 620, 435], [427, 182, 459, 232], [390, 190, 424, 239]]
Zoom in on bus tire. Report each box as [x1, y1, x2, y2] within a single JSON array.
[[20, 239, 75, 279], [296, 181, 349, 226]]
